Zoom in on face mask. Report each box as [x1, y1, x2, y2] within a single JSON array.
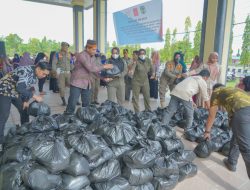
[[139, 55, 146, 60], [112, 54, 119, 59], [175, 57, 180, 63]]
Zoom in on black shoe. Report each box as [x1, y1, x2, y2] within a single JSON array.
[[76, 102, 81, 106], [223, 158, 236, 172], [61, 97, 67, 106]]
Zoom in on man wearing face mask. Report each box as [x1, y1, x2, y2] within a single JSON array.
[[104, 47, 127, 105], [130, 49, 155, 112], [159, 52, 183, 108]]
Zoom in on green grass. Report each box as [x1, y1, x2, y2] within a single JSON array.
[[226, 79, 239, 87]]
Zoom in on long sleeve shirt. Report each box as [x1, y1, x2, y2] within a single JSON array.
[[0, 65, 37, 100], [70, 50, 104, 89]]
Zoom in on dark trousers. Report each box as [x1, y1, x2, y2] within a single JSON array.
[[149, 78, 158, 99], [49, 77, 59, 92], [125, 83, 132, 101], [38, 78, 46, 92], [227, 107, 250, 178], [162, 95, 194, 131], [65, 85, 91, 114], [0, 95, 29, 144], [125, 76, 132, 101]]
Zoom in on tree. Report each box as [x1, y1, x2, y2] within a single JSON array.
[[112, 41, 117, 47], [170, 28, 178, 57], [183, 17, 193, 64], [5, 34, 23, 56], [183, 17, 192, 42], [161, 28, 171, 62], [27, 38, 41, 55], [193, 21, 202, 56], [240, 15, 250, 67]]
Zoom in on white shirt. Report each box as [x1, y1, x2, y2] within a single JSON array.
[[171, 76, 209, 102]]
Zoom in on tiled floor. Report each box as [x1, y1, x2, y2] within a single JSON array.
[[6, 82, 249, 190]]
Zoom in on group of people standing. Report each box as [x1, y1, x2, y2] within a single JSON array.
[[0, 39, 250, 180]]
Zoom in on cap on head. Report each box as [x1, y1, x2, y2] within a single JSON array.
[[86, 39, 97, 49]]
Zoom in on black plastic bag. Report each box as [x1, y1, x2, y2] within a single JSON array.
[[147, 124, 169, 141], [76, 107, 100, 124], [61, 174, 90, 190], [194, 140, 213, 158], [52, 113, 84, 129], [101, 64, 121, 78], [178, 163, 197, 182], [122, 167, 153, 185], [31, 115, 59, 132], [99, 100, 117, 114], [112, 105, 131, 116], [103, 122, 136, 146], [152, 175, 179, 190], [135, 112, 157, 135], [138, 139, 162, 155], [152, 157, 179, 177], [87, 117, 109, 134], [94, 177, 130, 190], [184, 127, 204, 142], [161, 138, 184, 155], [68, 133, 103, 161], [1, 145, 32, 164], [212, 131, 231, 152], [220, 141, 230, 156], [213, 111, 226, 127], [123, 148, 157, 169], [82, 186, 93, 190], [111, 144, 134, 158], [32, 137, 70, 173], [89, 146, 114, 170], [28, 101, 51, 117], [131, 182, 154, 190], [64, 152, 90, 176], [169, 150, 196, 167], [21, 162, 62, 190], [89, 159, 121, 183], [0, 162, 24, 190], [193, 108, 208, 120]]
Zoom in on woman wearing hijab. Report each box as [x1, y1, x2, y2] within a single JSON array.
[[19, 52, 34, 66], [185, 52, 221, 107], [0, 62, 49, 152], [35, 52, 48, 95]]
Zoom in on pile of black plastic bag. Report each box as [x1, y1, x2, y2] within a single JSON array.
[[0, 100, 198, 190], [156, 106, 232, 158]]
